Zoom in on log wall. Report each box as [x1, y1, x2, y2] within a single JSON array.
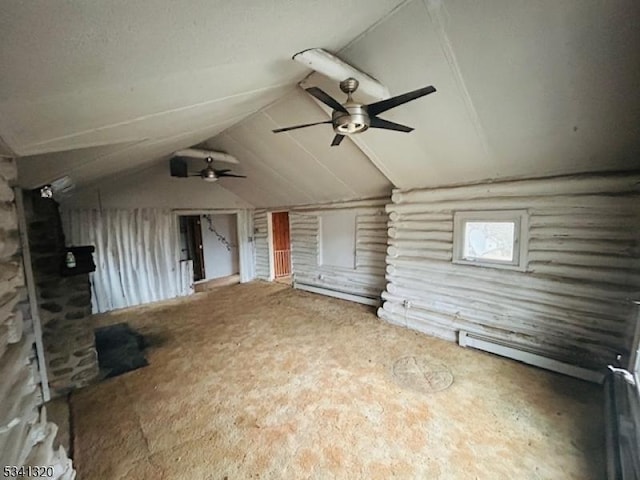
[[253, 210, 270, 280], [380, 171, 640, 369], [254, 198, 390, 301]]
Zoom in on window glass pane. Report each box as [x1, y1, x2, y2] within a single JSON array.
[[463, 221, 515, 262]]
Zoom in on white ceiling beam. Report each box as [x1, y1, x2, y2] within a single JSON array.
[[173, 148, 239, 164], [293, 48, 390, 101]]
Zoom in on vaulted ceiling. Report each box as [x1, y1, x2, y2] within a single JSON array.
[[3, 0, 404, 188], [6, 0, 640, 208]]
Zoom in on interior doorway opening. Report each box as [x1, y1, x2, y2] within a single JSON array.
[[179, 215, 205, 281], [269, 211, 291, 280], [178, 213, 240, 290]]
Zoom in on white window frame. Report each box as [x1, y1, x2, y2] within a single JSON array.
[[452, 210, 529, 271]]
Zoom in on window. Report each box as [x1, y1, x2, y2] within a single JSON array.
[[453, 210, 528, 271], [319, 211, 356, 269]]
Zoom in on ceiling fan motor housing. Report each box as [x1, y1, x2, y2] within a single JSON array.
[[201, 167, 218, 182], [332, 103, 370, 135]]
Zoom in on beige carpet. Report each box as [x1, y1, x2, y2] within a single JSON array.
[[71, 281, 604, 479]]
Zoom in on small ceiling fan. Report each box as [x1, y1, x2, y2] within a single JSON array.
[[272, 77, 436, 146], [170, 157, 246, 183]]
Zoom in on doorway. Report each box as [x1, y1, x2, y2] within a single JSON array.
[[270, 211, 291, 279], [179, 215, 205, 281], [178, 214, 239, 285]]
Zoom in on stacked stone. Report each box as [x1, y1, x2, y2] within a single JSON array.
[[26, 192, 98, 397], [0, 157, 75, 479], [39, 277, 97, 395]]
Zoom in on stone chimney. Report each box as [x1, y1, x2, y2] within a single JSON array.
[[25, 191, 98, 397]]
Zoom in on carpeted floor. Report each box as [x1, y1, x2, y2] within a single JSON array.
[[71, 281, 604, 479]]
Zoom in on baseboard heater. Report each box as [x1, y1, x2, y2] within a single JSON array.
[[605, 368, 640, 480], [293, 281, 380, 307], [458, 330, 604, 384]]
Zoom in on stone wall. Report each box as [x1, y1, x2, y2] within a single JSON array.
[[25, 192, 98, 397], [0, 157, 74, 478]]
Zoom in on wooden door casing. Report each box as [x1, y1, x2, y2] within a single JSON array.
[[186, 216, 206, 281]]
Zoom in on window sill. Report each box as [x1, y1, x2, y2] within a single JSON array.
[[452, 258, 528, 272]]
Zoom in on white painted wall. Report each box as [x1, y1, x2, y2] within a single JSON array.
[[60, 162, 255, 309], [380, 171, 640, 371], [62, 207, 256, 311], [200, 214, 239, 280]]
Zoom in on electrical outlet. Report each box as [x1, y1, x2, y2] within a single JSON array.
[[403, 299, 412, 309]]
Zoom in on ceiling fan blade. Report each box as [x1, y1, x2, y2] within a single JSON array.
[[331, 134, 345, 147], [213, 169, 231, 175], [272, 120, 332, 133], [366, 85, 436, 116], [369, 117, 414, 132], [217, 173, 247, 178], [305, 87, 348, 113]]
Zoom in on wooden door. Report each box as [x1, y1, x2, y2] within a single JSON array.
[[185, 216, 205, 281], [271, 212, 291, 277]]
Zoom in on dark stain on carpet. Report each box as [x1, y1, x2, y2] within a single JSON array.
[[95, 322, 148, 379]]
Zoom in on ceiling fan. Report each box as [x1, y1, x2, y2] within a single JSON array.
[[170, 157, 246, 183], [272, 77, 436, 146]]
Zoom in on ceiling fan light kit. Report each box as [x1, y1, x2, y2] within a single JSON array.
[[201, 165, 218, 182]]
